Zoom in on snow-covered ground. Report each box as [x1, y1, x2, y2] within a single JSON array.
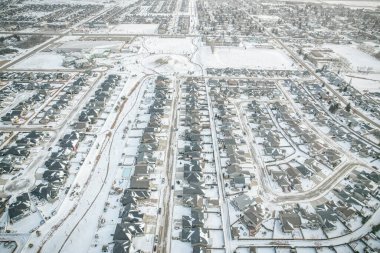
[[143, 37, 195, 54], [141, 54, 196, 74], [10, 52, 67, 70], [342, 73, 380, 93], [110, 24, 159, 34], [199, 46, 297, 69], [322, 0, 380, 9], [323, 43, 380, 72], [56, 40, 125, 51]]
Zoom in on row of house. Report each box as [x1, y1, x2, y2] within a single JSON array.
[[270, 100, 343, 168], [40, 77, 87, 124], [0, 74, 71, 113], [112, 76, 171, 253], [208, 79, 260, 193], [178, 78, 210, 252], [31, 75, 120, 207], [334, 170, 379, 212], [288, 79, 379, 159], [276, 168, 380, 235], [0, 72, 71, 82], [1, 89, 48, 123], [248, 101, 290, 162], [0, 130, 49, 223], [197, 1, 261, 36], [206, 68, 308, 78], [77, 75, 120, 130], [0, 131, 46, 175], [322, 71, 379, 120]]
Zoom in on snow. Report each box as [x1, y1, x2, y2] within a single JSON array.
[[256, 15, 280, 21], [301, 227, 326, 240], [141, 54, 196, 74], [204, 212, 223, 229], [199, 46, 297, 70], [10, 52, 67, 70], [209, 230, 225, 247], [323, 44, 380, 72], [257, 248, 276, 253], [342, 73, 380, 93], [334, 244, 353, 253], [172, 205, 190, 219], [170, 240, 192, 253], [273, 219, 293, 239], [110, 24, 159, 34], [8, 212, 43, 234], [297, 249, 318, 253], [56, 40, 124, 51], [0, 242, 17, 253], [144, 37, 195, 54], [323, 1, 380, 9]]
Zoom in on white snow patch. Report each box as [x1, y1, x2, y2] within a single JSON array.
[[199, 46, 297, 69]]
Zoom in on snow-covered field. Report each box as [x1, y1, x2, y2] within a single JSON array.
[[343, 73, 380, 93], [144, 37, 195, 54], [56, 40, 124, 51], [110, 24, 159, 34], [323, 44, 380, 72], [199, 46, 297, 69], [10, 52, 67, 69]]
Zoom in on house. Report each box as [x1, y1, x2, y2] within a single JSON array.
[[113, 222, 145, 241], [181, 227, 209, 247], [120, 203, 138, 220], [8, 193, 31, 223], [121, 210, 144, 223], [193, 246, 207, 253], [74, 122, 91, 131], [299, 209, 320, 230], [183, 184, 206, 196], [129, 176, 150, 190], [0, 197, 10, 218], [133, 164, 153, 176], [279, 211, 302, 233], [46, 160, 68, 171], [113, 240, 134, 253], [138, 143, 158, 153], [142, 133, 157, 144], [0, 161, 14, 174], [120, 193, 137, 206], [0, 146, 30, 158], [123, 189, 151, 200], [336, 206, 356, 220], [182, 208, 205, 228], [231, 174, 250, 188], [31, 183, 59, 202], [231, 194, 254, 211], [135, 152, 156, 164], [185, 171, 203, 184], [183, 194, 204, 209], [184, 160, 204, 172], [43, 170, 68, 185], [242, 205, 264, 235]]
